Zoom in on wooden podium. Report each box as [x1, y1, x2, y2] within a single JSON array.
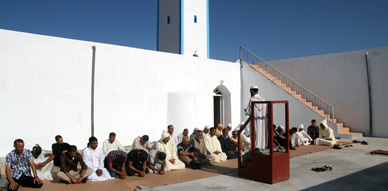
[[238, 101, 290, 184]]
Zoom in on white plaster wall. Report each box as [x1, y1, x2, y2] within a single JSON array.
[[367, 48, 388, 137], [268, 47, 388, 137], [93, 43, 241, 147], [182, 0, 208, 58], [241, 61, 337, 135], [0, 29, 240, 155], [158, 0, 181, 54], [0, 29, 92, 155]]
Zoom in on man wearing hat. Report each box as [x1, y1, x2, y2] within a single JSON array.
[[132, 135, 152, 153], [203, 125, 210, 135], [189, 128, 199, 141], [155, 131, 185, 170], [31, 145, 55, 180], [244, 85, 268, 150], [313, 119, 337, 147]]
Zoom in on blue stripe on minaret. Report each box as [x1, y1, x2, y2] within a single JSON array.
[[180, 0, 184, 55], [156, 0, 159, 51], [207, 0, 209, 58]]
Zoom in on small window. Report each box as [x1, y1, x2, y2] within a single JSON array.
[[194, 15, 197, 23], [167, 16, 170, 24]]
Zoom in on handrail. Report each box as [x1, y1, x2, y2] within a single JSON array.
[[239, 46, 335, 122]]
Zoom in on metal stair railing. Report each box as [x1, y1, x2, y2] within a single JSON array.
[[239, 46, 335, 122]]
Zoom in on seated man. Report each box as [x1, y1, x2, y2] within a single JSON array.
[[147, 150, 167, 174], [177, 129, 189, 144], [290, 127, 299, 147], [31, 145, 54, 180], [314, 119, 337, 147], [177, 137, 201, 169], [131, 135, 152, 152], [204, 127, 227, 163], [6, 139, 43, 191], [102, 132, 124, 157], [203, 125, 210, 135], [190, 130, 212, 164], [215, 124, 223, 137], [82, 137, 112, 182], [57, 145, 93, 184], [218, 128, 238, 159], [226, 123, 233, 138], [189, 128, 199, 141], [276, 125, 296, 150], [104, 150, 127, 179], [295, 124, 313, 146], [126, 150, 149, 177], [307, 119, 320, 141], [51, 135, 70, 166], [229, 130, 238, 145], [155, 131, 185, 170], [0, 169, 9, 191]]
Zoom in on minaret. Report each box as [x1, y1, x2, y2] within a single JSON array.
[[157, 0, 209, 58]]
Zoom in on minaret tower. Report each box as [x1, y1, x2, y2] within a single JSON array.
[[157, 0, 209, 58]]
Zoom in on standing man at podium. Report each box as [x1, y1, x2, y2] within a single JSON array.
[[244, 85, 268, 151]]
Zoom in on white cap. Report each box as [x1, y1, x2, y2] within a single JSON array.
[[194, 127, 199, 131], [204, 125, 210, 129], [250, 85, 259, 90], [227, 123, 232, 128], [299, 124, 304, 130]]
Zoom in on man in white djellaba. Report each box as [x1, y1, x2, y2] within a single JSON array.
[[244, 85, 268, 151], [83, 136, 113, 182]]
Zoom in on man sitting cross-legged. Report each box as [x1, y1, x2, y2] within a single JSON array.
[[190, 130, 212, 164], [126, 149, 149, 177], [6, 139, 43, 191], [204, 127, 227, 163], [82, 137, 112, 182], [155, 131, 185, 170], [31, 144, 55, 180], [314, 119, 338, 147], [218, 128, 238, 159], [104, 150, 127, 179], [177, 137, 201, 169], [57, 145, 93, 184], [147, 150, 167, 175]]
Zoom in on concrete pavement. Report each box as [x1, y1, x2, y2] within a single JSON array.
[[149, 137, 388, 191]]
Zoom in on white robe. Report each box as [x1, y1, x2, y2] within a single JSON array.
[[314, 124, 337, 147], [295, 131, 313, 146], [245, 93, 268, 149], [169, 133, 179, 146], [155, 139, 185, 170], [82, 147, 113, 182], [204, 134, 227, 163], [32, 151, 53, 180], [102, 139, 124, 157]]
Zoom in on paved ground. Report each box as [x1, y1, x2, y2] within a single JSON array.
[[149, 137, 388, 191]]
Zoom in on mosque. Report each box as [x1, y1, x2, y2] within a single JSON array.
[[0, 0, 387, 155]]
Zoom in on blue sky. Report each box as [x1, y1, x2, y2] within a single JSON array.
[[0, 0, 387, 61]]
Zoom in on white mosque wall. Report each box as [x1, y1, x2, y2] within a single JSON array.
[[182, 0, 208, 58], [268, 47, 388, 137], [0, 29, 241, 155], [241, 61, 338, 135]]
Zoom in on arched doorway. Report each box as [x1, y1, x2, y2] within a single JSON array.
[[213, 85, 231, 128]]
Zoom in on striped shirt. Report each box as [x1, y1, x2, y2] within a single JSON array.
[[5, 149, 33, 179]]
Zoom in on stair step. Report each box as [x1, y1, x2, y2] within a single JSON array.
[[338, 127, 350, 134], [338, 132, 363, 140], [337, 123, 344, 128]]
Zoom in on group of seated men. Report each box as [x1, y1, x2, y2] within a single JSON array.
[[272, 119, 339, 150], [0, 124, 241, 191]]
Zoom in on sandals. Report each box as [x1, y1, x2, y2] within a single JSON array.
[[311, 165, 333, 172], [361, 141, 368, 145]]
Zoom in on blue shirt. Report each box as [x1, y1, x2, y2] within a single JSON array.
[[5, 149, 34, 179]]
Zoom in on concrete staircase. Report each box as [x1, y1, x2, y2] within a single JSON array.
[[250, 64, 363, 140]]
